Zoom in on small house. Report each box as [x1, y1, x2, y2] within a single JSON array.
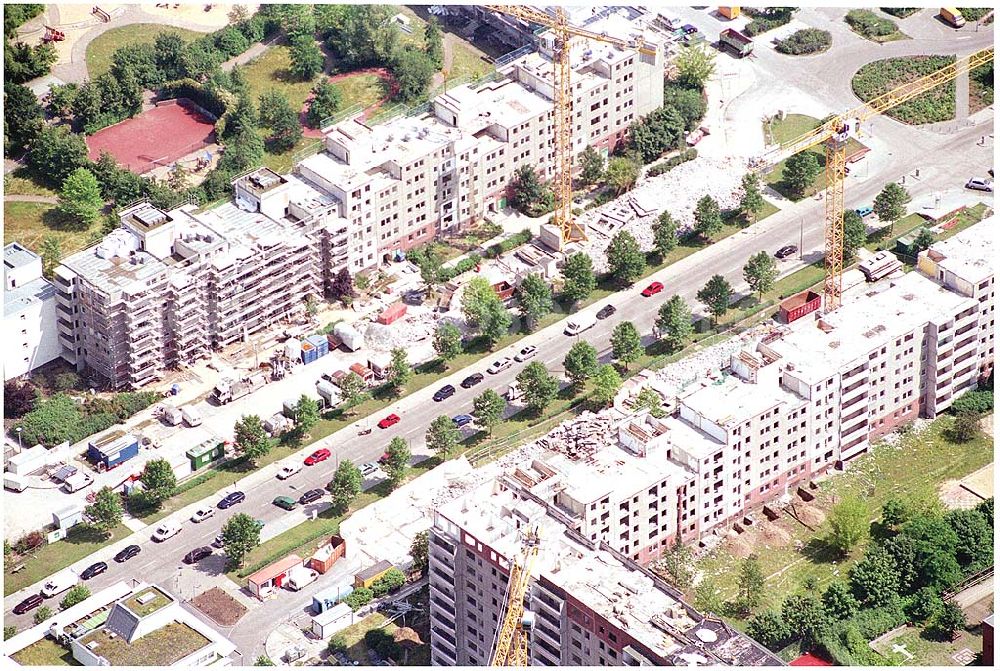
[[311, 603, 356, 639], [354, 560, 394, 589], [247, 555, 303, 600], [186, 440, 223, 471]]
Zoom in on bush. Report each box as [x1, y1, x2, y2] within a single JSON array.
[[852, 56, 956, 125], [775, 29, 832, 55], [958, 8, 991, 21], [327, 635, 348, 653], [845, 9, 899, 39], [483, 230, 533, 259], [743, 8, 797, 36], [15, 391, 159, 447], [647, 148, 698, 177], [344, 586, 373, 611], [438, 254, 481, 283], [951, 389, 994, 415], [880, 8, 919, 18]]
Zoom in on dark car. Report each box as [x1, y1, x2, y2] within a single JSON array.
[[114, 544, 141, 563], [13, 593, 44, 615], [775, 245, 798, 259], [217, 491, 245, 509], [81, 561, 108, 580], [452, 414, 474, 427], [182, 546, 213, 565], [460, 373, 484, 389], [299, 488, 325, 505], [682, 23, 698, 34], [433, 384, 456, 402], [596, 304, 616, 320]]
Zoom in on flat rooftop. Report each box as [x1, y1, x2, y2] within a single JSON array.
[[680, 364, 804, 429], [4, 276, 56, 318], [121, 586, 172, 618], [924, 217, 995, 285], [60, 229, 167, 296], [77, 620, 210, 666], [4, 241, 38, 271], [437, 79, 552, 133]]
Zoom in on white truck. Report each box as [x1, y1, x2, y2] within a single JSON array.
[[285, 565, 320, 591], [41, 570, 79, 598], [162, 406, 183, 426], [181, 406, 203, 427], [4, 473, 28, 492], [564, 311, 597, 336], [62, 470, 94, 493], [213, 373, 268, 405]]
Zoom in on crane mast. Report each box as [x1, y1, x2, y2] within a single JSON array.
[[489, 527, 540, 666]]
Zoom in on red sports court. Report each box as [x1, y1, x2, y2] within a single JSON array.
[[85, 98, 216, 174]]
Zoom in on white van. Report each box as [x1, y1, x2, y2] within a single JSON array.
[[181, 406, 203, 427], [41, 570, 79, 598], [564, 311, 597, 336], [4, 474, 28, 492], [285, 565, 319, 591]]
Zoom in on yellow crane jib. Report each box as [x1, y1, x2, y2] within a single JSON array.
[[489, 526, 541, 666]]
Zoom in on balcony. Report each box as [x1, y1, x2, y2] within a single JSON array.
[[841, 393, 867, 411]]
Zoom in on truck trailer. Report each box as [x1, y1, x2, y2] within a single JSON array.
[[719, 28, 753, 57], [213, 373, 267, 404]]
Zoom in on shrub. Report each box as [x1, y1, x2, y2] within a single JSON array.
[[950, 389, 993, 415], [880, 8, 919, 18], [743, 8, 797, 36], [344, 586, 373, 611], [852, 56, 956, 125], [845, 9, 899, 39], [958, 8, 991, 21], [483, 229, 533, 259], [647, 148, 698, 177], [775, 29, 832, 55]]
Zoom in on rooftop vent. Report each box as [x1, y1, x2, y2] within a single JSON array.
[[136, 592, 156, 605], [694, 628, 718, 643], [133, 207, 167, 228]]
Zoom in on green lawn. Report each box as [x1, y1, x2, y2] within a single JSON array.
[[86, 24, 204, 79], [244, 44, 321, 115], [4, 524, 130, 596], [3, 201, 95, 259], [872, 627, 982, 666], [395, 5, 496, 81], [4, 168, 58, 197], [333, 73, 389, 110], [763, 113, 822, 146], [11, 637, 79, 666], [694, 414, 994, 610]]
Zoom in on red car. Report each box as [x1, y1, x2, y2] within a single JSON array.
[[378, 413, 401, 429], [304, 448, 331, 466], [641, 281, 664, 297], [378, 451, 390, 464]]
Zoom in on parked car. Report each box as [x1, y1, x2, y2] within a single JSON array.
[[487, 357, 513, 374], [277, 463, 302, 480], [253, 519, 265, 530], [360, 463, 379, 477], [190, 507, 214, 523], [217, 491, 245, 510], [854, 205, 874, 218], [641, 281, 665, 297], [433, 385, 456, 402], [682, 23, 698, 34], [211, 534, 225, 549], [114, 545, 141, 563], [514, 346, 537, 362], [182, 546, 213, 565], [775, 245, 798, 259], [966, 177, 993, 192], [152, 521, 182, 542], [304, 448, 331, 466], [596, 304, 617, 320], [460, 373, 484, 389], [298, 488, 325, 505], [378, 413, 401, 429], [80, 562, 108, 580], [270, 495, 297, 511], [13, 594, 44, 615], [452, 414, 474, 428]]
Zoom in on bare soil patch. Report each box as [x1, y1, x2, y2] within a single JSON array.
[[190, 587, 247, 627]]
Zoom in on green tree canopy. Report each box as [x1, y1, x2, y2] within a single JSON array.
[[222, 513, 261, 568], [388, 347, 413, 394], [392, 48, 435, 103], [606, 230, 645, 285], [517, 273, 553, 331], [736, 554, 765, 613], [697, 274, 732, 325], [328, 460, 363, 513], [140, 458, 177, 504], [873, 181, 910, 223], [611, 321, 643, 371], [85, 486, 123, 536], [693, 194, 723, 238], [307, 80, 342, 128], [234, 414, 270, 467], [782, 152, 821, 198], [605, 155, 641, 194], [652, 211, 678, 259], [562, 252, 596, 304], [592, 364, 623, 407], [58, 167, 104, 229], [657, 295, 693, 353], [426, 414, 461, 458], [743, 250, 778, 301], [433, 322, 463, 364], [739, 172, 766, 225], [843, 209, 867, 262], [289, 34, 325, 80], [383, 436, 410, 487], [292, 394, 320, 435], [472, 389, 506, 435], [674, 45, 716, 89], [563, 340, 599, 386], [517, 362, 558, 413], [578, 145, 605, 185]]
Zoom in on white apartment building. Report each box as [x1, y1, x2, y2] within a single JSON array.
[[3, 243, 61, 380]]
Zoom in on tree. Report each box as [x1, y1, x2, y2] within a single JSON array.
[[328, 461, 363, 514], [694, 578, 724, 615], [167, 162, 191, 191], [738, 172, 766, 225], [628, 106, 685, 163], [578, 145, 605, 186], [254, 655, 276, 666], [140, 458, 177, 504], [289, 35, 325, 80], [880, 496, 915, 529], [604, 155, 640, 194], [472, 389, 505, 435], [225, 95, 258, 139], [592, 364, 623, 406], [392, 48, 435, 103], [843, 209, 867, 262], [827, 495, 869, 555], [27, 125, 90, 188], [564, 341, 599, 386], [901, 515, 962, 591], [508, 164, 550, 216], [266, 103, 303, 152], [219, 128, 265, 174], [228, 4, 250, 24], [58, 168, 104, 228], [234, 414, 270, 467], [339, 372, 366, 409], [383, 436, 410, 487], [222, 513, 260, 568], [634, 387, 665, 418], [657, 296, 693, 353], [906, 586, 943, 624], [663, 82, 707, 130], [693, 195, 723, 239], [607, 230, 645, 285], [424, 17, 443, 68], [562, 252, 596, 305], [480, 301, 513, 348], [433, 322, 463, 365], [736, 555, 766, 613], [462, 276, 498, 328], [976, 497, 993, 528], [33, 606, 53, 625], [4, 379, 37, 418], [85, 487, 123, 536], [330, 267, 354, 301], [257, 89, 291, 128], [782, 594, 830, 648], [910, 227, 935, 256], [674, 44, 716, 89], [154, 31, 188, 81], [947, 410, 982, 443], [746, 610, 790, 650], [611, 321, 643, 371], [4, 83, 44, 157], [426, 415, 461, 458], [517, 362, 559, 413], [410, 531, 429, 574], [39, 236, 61, 278], [344, 586, 374, 611], [782, 152, 821, 198], [46, 83, 79, 118], [388, 347, 413, 394], [848, 545, 900, 607], [307, 80, 342, 128], [517, 273, 553, 331], [933, 601, 966, 639], [697, 274, 732, 326], [742, 251, 778, 302], [292, 394, 320, 435], [61, 585, 91, 609], [821, 580, 859, 620], [659, 537, 694, 588], [652, 211, 678, 259], [873, 182, 909, 223], [945, 508, 992, 570]]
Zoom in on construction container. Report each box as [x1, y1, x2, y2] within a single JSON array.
[[312, 582, 355, 614], [186, 439, 224, 470], [719, 28, 753, 57], [87, 431, 139, 470], [311, 603, 356, 638], [307, 535, 347, 574], [316, 381, 342, 408], [306, 334, 330, 357], [284, 338, 302, 360], [718, 6, 740, 19], [302, 342, 318, 365], [779, 290, 822, 323], [354, 560, 394, 589], [377, 302, 407, 325], [333, 323, 364, 351]]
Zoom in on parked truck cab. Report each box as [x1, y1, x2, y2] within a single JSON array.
[[940, 8, 966, 27]]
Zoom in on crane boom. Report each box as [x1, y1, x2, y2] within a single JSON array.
[[489, 527, 540, 666]]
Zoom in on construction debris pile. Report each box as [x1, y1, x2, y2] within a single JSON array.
[[362, 312, 438, 352], [581, 156, 747, 271], [532, 410, 619, 461]]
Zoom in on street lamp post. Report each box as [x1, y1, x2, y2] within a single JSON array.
[[15, 427, 22, 451]]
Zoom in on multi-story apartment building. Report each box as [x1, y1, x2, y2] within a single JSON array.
[[3, 243, 61, 380], [429, 472, 782, 667]]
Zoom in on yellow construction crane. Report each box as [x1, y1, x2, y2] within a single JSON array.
[[489, 527, 541, 666], [760, 47, 993, 311], [484, 5, 656, 244]]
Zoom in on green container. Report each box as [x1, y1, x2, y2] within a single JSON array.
[[186, 440, 223, 470]]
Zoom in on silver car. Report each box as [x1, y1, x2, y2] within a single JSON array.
[[966, 177, 993, 192]]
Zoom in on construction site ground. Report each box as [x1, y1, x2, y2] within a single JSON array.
[[691, 413, 994, 613]]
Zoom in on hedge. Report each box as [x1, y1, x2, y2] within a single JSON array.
[[438, 254, 481, 282], [482, 229, 533, 259], [647, 148, 698, 177], [743, 8, 797, 37], [880, 8, 919, 18], [775, 29, 832, 55], [845, 9, 898, 39]]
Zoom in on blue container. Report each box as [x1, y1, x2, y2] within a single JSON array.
[[312, 582, 354, 613], [307, 335, 329, 357]]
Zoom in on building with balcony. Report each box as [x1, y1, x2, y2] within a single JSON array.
[[3, 243, 61, 380]]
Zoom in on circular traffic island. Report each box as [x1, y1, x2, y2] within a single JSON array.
[[851, 55, 957, 124]]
